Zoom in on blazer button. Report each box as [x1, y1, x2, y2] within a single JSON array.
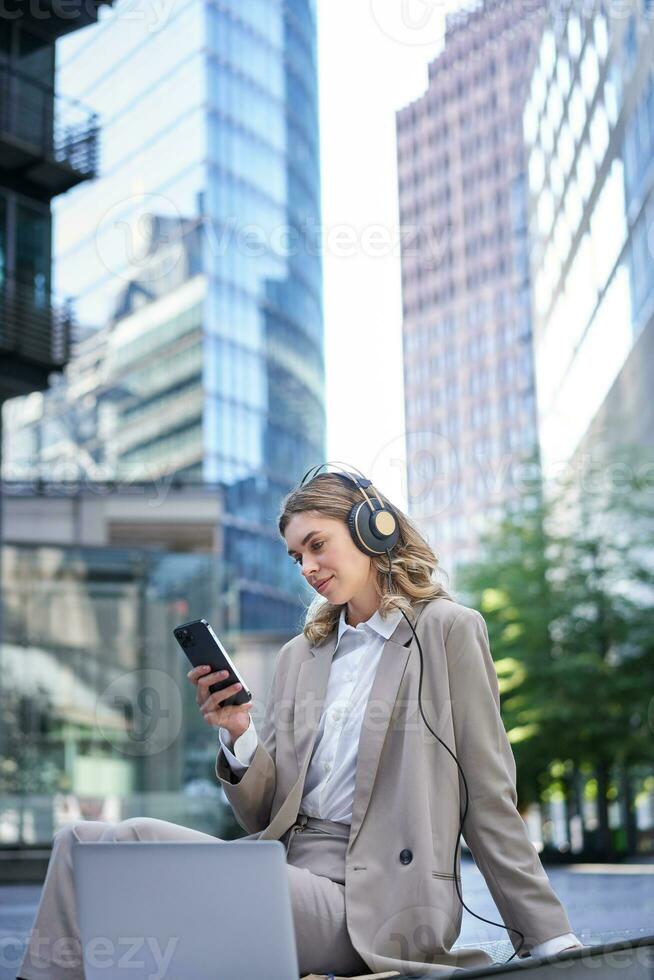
[[399, 848, 413, 865]]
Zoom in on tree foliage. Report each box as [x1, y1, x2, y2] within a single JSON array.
[[457, 447, 654, 812]]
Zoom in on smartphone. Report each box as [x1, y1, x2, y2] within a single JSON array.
[[173, 619, 253, 707]]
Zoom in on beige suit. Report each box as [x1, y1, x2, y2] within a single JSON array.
[[216, 596, 574, 977]]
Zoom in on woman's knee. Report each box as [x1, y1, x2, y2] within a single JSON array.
[[112, 816, 158, 841], [53, 820, 92, 845], [113, 817, 223, 844], [53, 819, 116, 846], [51, 817, 164, 847]]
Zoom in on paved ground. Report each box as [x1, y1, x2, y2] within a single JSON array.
[[456, 857, 654, 947], [0, 858, 652, 979]]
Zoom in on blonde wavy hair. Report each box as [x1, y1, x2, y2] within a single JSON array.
[[277, 472, 452, 645]]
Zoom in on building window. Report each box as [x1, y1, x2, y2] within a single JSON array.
[[0, 19, 10, 58], [594, 13, 608, 60], [550, 154, 564, 198], [541, 113, 554, 155], [589, 102, 609, 166], [530, 68, 546, 115], [541, 31, 555, 79], [580, 43, 599, 104], [565, 173, 583, 234], [569, 85, 586, 143], [558, 121, 574, 178], [568, 14, 582, 58], [557, 56, 571, 95], [623, 16, 637, 74], [0, 193, 6, 287], [604, 75, 619, 127], [16, 200, 51, 300], [537, 187, 554, 237], [578, 143, 596, 204], [550, 79, 565, 133]]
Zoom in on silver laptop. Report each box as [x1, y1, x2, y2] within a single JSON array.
[[72, 840, 299, 980]]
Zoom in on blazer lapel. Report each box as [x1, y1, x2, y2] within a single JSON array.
[[258, 634, 337, 843], [290, 601, 429, 849], [348, 602, 430, 849], [293, 631, 338, 772]]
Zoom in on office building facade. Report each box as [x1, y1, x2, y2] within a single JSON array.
[[0, 0, 110, 406], [4, 0, 325, 631], [524, 3, 654, 490], [4, 216, 205, 482], [397, 0, 545, 577]]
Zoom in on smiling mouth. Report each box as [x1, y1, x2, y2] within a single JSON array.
[[316, 576, 334, 591]]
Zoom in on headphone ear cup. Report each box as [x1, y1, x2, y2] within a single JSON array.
[[371, 509, 400, 552], [347, 503, 371, 555], [348, 501, 400, 555]]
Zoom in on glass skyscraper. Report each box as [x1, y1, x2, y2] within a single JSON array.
[[0, 1, 109, 411], [396, 0, 544, 577], [6, 0, 325, 630], [524, 3, 654, 482]]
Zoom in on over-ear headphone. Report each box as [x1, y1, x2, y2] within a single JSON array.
[[297, 460, 525, 963], [300, 461, 400, 556]]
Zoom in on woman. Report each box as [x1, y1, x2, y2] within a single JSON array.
[[18, 467, 581, 979], [212, 467, 582, 975]]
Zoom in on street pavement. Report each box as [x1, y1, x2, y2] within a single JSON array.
[[0, 857, 651, 979]]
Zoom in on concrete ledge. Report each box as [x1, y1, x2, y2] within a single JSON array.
[[301, 935, 654, 980]]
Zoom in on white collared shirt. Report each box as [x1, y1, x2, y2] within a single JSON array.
[[219, 605, 404, 824], [218, 605, 581, 957]]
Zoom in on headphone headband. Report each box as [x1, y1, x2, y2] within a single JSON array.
[[298, 460, 400, 556], [300, 460, 370, 489]]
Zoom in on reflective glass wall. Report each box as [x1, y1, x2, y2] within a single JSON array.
[[8, 0, 327, 630], [0, 543, 256, 844], [524, 5, 654, 476]]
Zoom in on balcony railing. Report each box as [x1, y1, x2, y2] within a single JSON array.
[[0, 63, 99, 191], [0, 276, 73, 371]]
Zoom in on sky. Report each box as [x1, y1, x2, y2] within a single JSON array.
[[317, 0, 464, 512]]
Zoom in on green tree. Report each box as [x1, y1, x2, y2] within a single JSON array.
[[457, 447, 654, 859]]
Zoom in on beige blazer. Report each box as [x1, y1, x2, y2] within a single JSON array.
[[215, 597, 573, 977]]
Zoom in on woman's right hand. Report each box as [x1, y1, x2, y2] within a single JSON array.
[[187, 666, 253, 742]]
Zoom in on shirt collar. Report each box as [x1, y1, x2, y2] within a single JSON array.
[[334, 604, 404, 653]]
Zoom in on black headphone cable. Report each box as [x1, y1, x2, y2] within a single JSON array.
[[384, 549, 526, 964]]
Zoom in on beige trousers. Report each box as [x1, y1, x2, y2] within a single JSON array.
[[17, 812, 371, 980]]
